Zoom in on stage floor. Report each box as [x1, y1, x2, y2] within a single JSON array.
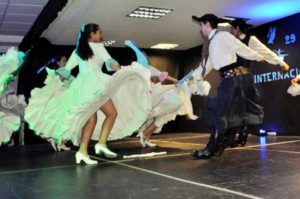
[[1, 133, 300, 199]]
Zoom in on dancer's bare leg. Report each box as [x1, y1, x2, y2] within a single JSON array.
[[98, 99, 117, 145], [143, 121, 157, 141], [140, 121, 158, 147], [79, 113, 97, 156], [93, 99, 118, 158]]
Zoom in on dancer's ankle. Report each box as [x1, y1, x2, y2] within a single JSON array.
[[78, 149, 88, 156], [79, 144, 88, 156], [98, 142, 107, 146]]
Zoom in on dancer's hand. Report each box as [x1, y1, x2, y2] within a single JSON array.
[[188, 76, 194, 81], [291, 77, 299, 86], [281, 63, 290, 72], [110, 63, 121, 71]]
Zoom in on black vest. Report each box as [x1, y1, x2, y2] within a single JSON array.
[[236, 34, 252, 68]]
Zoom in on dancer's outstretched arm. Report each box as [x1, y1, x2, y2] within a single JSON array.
[[90, 42, 120, 71], [249, 35, 290, 71]]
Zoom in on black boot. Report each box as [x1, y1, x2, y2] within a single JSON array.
[[224, 128, 238, 148], [192, 129, 224, 159], [236, 126, 248, 147], [192, 147, 211, 159], [214, 131, 227, 156]]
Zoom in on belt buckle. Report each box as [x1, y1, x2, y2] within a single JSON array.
[[233, 68, 239, 76]]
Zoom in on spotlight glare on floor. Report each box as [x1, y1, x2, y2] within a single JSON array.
[[259, 129, 267, 136]]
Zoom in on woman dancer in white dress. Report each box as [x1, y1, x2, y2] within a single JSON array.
[[25, 24, 151, 164], [138, 70, 211, 147], [0, 48, 26, 146], [0, 85, 27, 146], [123, 41, 210, 147], [35, 55, 73, 151]]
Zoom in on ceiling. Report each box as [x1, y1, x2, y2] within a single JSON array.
[[41, 0, 300, 50], [0, 0, 48, 52]]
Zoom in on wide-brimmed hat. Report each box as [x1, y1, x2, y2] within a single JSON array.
[[229, 18, 253, 32], [192, 14, 227, 25]]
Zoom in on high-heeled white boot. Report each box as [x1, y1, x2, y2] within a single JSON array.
[[75, 152, 98, 165], [48, 138, 58, 151], [144, 140, 157, 147], [138, 132, 146, 147], [57, 142, 71, 151], [138, 133, 157, 148], [94, 143, 117, 158]]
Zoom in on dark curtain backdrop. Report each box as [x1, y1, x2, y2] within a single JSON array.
[[249, 13, 300, 134]]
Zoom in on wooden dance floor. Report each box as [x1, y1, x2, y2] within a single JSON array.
[[1, 133, 300, 199]]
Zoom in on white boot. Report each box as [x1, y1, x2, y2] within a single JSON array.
[[48, 138, 58, 151], [145, 140, 157, 147], [138, 133, 146, 147], [75, 152, 97, 165], [57, 142, 71, 151], [94, 143, 117, 158]]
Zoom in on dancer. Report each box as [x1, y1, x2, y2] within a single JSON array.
[[0, 85, 27, 146], [0, 48, 25, 95], [35, 55, 73, 151], [138, 72, 211, 147], [25, 24, 152, 164], [36, 55, 67, 74], [0, 48, 26, 146], [226, 18, 290, 147], [190, 14, 266, 159], [125, 41, 210, 147]]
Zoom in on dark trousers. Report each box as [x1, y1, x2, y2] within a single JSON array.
[[203, 73, 264, 152]]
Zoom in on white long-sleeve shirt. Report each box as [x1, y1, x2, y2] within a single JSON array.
[[241, 34, 286, 66], [193, 29, 263, 80]]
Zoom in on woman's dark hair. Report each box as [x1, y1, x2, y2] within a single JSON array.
[[57, 55, 66, 62], [76, 23, 100, 60]]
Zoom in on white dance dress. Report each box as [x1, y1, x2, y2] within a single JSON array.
[[0, 92, 27, 145], [0, 48, 25, 95], [139, 78, 211, 134], [0, 48, 25, 146]]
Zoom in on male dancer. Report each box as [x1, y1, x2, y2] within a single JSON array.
[[190, 14, 265, 159], [227, 18, 290, 147]]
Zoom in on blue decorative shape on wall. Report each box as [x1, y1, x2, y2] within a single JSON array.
[[273, 48, 289, 59], [267, 27, 276, 44]]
